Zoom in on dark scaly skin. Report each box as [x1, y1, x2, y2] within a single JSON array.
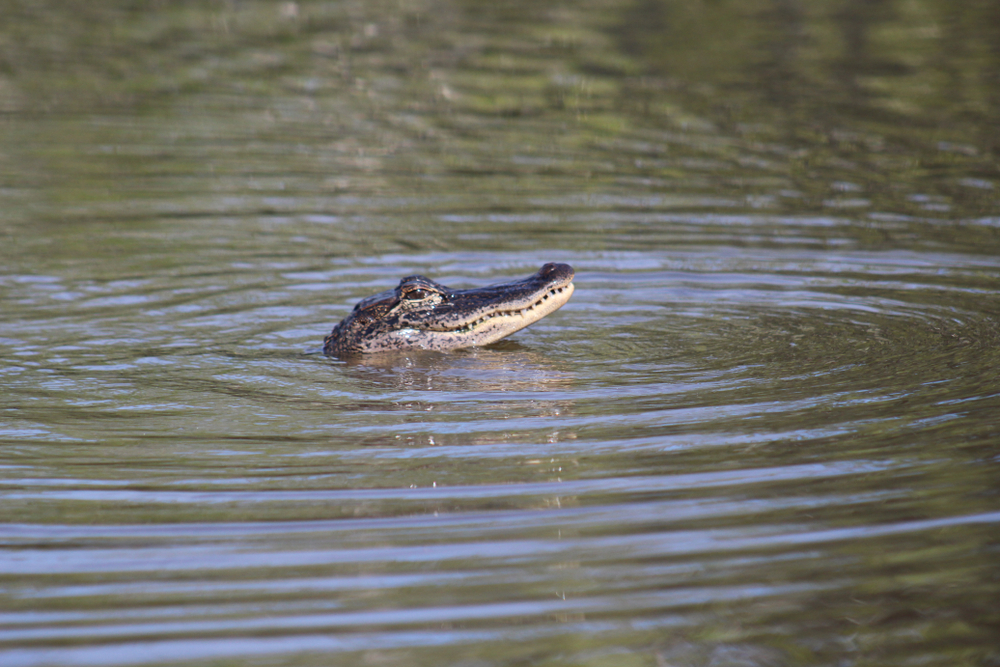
[[323, 263, 575, 357]]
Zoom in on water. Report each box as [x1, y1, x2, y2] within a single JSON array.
[[2, 1, 1000, 666]]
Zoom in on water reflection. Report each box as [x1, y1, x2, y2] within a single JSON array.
[[334, 345, 575, 392]]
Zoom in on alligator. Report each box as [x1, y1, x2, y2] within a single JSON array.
[[323, 262, 575, 356]]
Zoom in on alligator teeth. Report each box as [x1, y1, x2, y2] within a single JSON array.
[[452, 287, 568, 331]]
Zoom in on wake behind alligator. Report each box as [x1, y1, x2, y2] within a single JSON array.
[[323, 263, 575, 356]]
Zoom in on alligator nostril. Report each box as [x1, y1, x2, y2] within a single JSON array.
[[539, 262, 557, 276]]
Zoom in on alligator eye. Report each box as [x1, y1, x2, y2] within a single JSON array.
[[403, 288, 433, 301]]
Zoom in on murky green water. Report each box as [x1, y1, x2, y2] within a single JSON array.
[[2, 1, 999, 666]]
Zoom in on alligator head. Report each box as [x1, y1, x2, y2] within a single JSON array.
[[323, 263, 575, 356]]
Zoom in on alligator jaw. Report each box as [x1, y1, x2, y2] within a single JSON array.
[[324, 263, 575, 356], [399, 281, 574, 348]]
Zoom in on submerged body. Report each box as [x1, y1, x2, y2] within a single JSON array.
[[323, 263, 574, 356]]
